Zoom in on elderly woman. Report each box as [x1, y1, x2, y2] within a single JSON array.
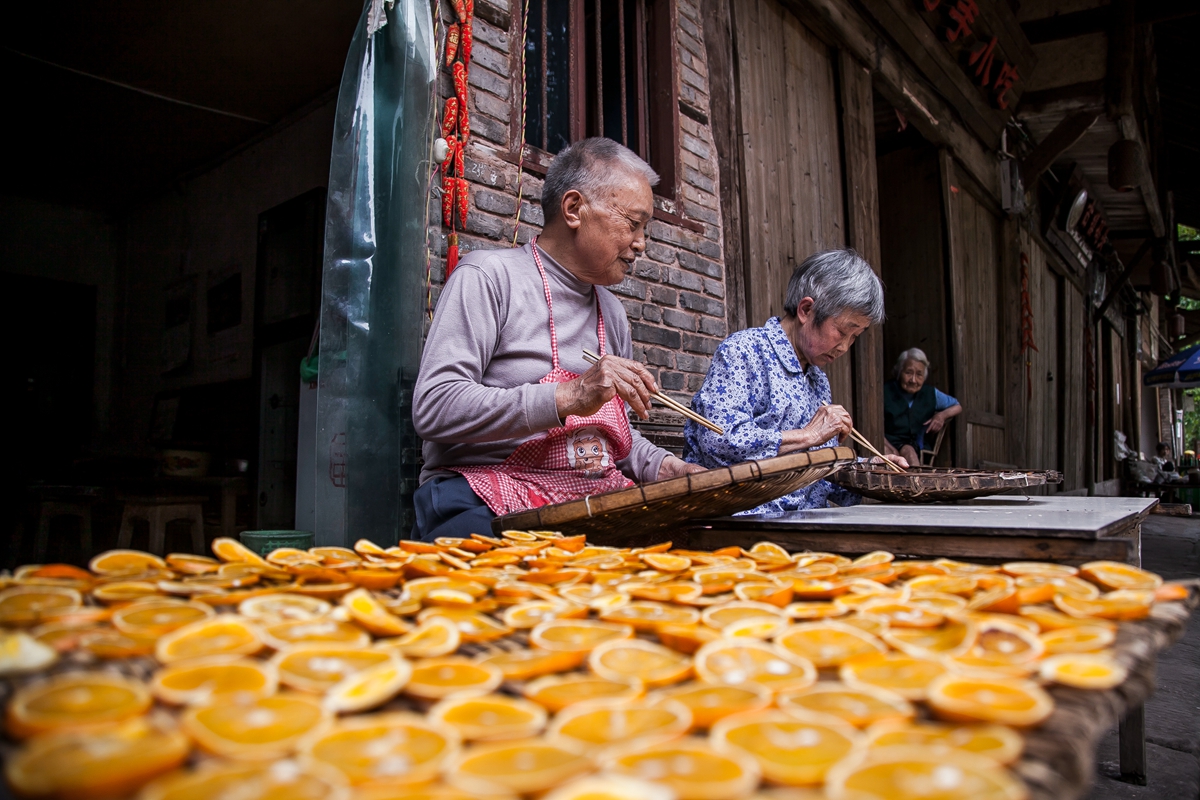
[[883, 348, 962, 466], [684, 249, 903, 512]]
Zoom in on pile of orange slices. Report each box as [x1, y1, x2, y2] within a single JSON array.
[[0, 536, 1187, 799]]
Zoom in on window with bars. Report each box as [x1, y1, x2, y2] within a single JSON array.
[[517, 0, 679, 197]]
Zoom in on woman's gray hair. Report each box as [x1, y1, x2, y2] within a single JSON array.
[[782, 249, 885, 325], [893, 347, 930, 379], [542, 138, 659, 224]]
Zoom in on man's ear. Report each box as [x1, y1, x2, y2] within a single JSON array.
[[560, 189, 585, 230]]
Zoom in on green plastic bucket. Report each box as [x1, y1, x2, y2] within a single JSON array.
[[239, 530, 314, 557]]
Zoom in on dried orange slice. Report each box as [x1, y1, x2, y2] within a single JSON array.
[[523, 673, 644, 712], [926, 674, 1053, 727], [415, 609, 511, 643], [7, 672, 151, 738], [429, 693, 548, 741], [858, 600, 943, 628], [603, 738, 760, 800], [324, 656, 412, 713], [839, 652, 947, 701], [589, 638, 693, 687], [1156, 582, 1189, 602], [647, 682, 771, 731], [112, 599, 212, 637], [543, 775, 675, 800], [882, 618, 976, 659], [1079, 561, 1162, 591], [342, 588, 411, 637], [165, 553, 220, 574], [656, 623, 722, 654], [733, 580, 794, 607], [907, 575, 977, 596], [375, 616, 461, 658], [78, 628, 157, 659], [92, 580, 165, 604], [602, 601, 700, 631], [299, 712, 459, 787], [238, 593, 331, 622], [1039, 625, 1115, 654], [0, 586, 81, 626], [151, 655, 277, 705], [643, 553, 692, 572], [140, 758, 350, 800], [5, 717, 189, 800], [156, 614, 264, 663], [864, 720, 1024, 765], [776, 621, 886, 668], [1018, 604, 1116, 632], [969, 618, 1044, 664], [722, 615, 787, 639], [261, 618, 370, 650], [529, 618, 633, 653], [1001, 561, 1077, 578], [476, 647, 584, 680], [0, 631, 58, 676], [502, 600, 588, 629], [550, 699, 691, 755], [908, 592, 969, 615], [826, 744, 1027, 800], [712, 709, 859, 786], [785, 601, 848, 620], [693, 639, 816, 694], [1015, 574, 1099, 605], [284, 581, 356, 601], [182, 693, 329, 759], [966, 586, 1021, 615], [211, 537, 271, 567], [89, 549, 167, 576], [447, 739, 593, 796], [1039, 653, 1127, 689], [841, 615, 888, 637], [405, 657, 503, 701], [700, 601, 785, 630], [1053, 589, 1155, 621], [777, 682, 914, 728], [625, 582, 704, 604], [272, 646, 393, 693]]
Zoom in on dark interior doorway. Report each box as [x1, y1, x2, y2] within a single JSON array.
[[2, 274, 97, 482], [255, 188, 326, 530], [873, 92, 955, 466]]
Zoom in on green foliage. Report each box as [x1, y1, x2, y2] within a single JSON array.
[[1186, 388, 1200, 453]]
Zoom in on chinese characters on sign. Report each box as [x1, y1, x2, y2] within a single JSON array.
[[921, 0, 1021, 110]]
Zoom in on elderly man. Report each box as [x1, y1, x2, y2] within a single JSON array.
[[411, 137, 702, 541]]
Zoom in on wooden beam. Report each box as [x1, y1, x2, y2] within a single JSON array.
[[838, 49, 885, 451], [1094, 238, 1153, 323], [781, 0, 1001, 202], [700, 0, 749, 334], [1020, 110, 1100, 189], [1022, 0, 1200, 45]]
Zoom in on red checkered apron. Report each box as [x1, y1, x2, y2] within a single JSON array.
[[449, 242, 635, 516]]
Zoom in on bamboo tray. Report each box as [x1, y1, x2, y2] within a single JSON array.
[[493, 446, 856, 538], [830, 463, 1063, 503]]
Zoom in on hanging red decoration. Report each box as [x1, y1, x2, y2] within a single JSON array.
[[444, 23, 461, 66], [442, 98, 458, 138], [460, 19, 473, 63], [441, 0, 474, 278], [453, 0, 473, 23], [442, 175, 456, 228]]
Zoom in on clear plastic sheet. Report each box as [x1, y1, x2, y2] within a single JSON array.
[[313, 0, 436, 546]]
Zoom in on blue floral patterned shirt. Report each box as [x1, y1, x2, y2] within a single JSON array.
[[683, 317, 859, 513]]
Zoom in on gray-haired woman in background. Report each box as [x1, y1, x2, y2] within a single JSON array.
[[883, 347, 962, 467], [684, 249, 907, 512]]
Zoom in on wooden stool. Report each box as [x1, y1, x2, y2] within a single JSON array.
[[117, 496, 208, 555]]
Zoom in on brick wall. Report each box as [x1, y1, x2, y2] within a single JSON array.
[[426, 0, 727, 408]]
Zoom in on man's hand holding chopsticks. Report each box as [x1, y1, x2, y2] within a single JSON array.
[[556, 353, 659, 420]]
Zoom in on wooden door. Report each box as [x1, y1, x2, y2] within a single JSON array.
[[733, 0, 848, 404], [1022, 235, 1062, 478], [941, 152, 1007, 468]]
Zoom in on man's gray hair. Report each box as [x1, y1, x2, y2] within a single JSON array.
[[782, 249, 885, 325], [894, 347, 930, 379], [542, 137, 659, 224]]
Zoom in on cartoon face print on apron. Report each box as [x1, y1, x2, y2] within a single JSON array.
[[449, 242, 635, 516]]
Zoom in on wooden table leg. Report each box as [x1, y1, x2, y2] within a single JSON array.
[[1118, 702, 1147, 785]]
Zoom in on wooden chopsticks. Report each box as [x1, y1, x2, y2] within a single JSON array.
[[582, 349, 724, 435], [821, 401, 905, 472]]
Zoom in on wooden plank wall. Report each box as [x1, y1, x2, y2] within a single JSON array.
[[941, 152, 1006, 467], [1021, 232, 1062, 477], [1060, 282, 1088, 492], [733, 0, 851, 405]]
